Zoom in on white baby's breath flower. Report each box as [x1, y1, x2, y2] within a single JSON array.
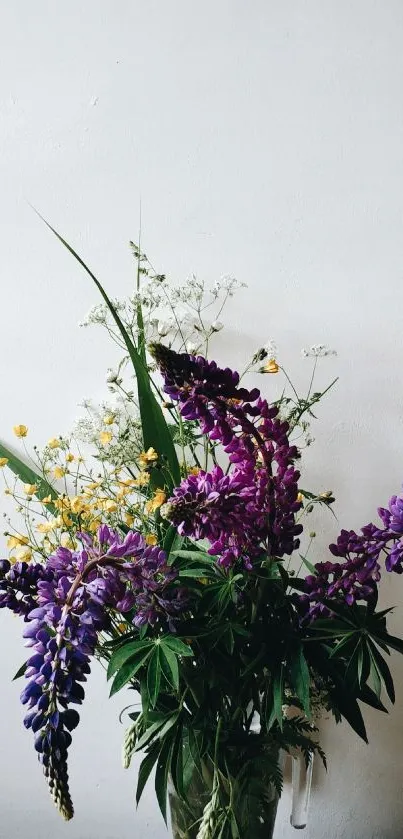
[[211, 320, 224, 332], [186, 340, 198, 354], [264, 339, 278, 359], [301, 344, 337, 358], [157, 318, 174, 337]]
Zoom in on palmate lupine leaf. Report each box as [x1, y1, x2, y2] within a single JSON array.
[[35, 211, 181, 491], [0, 441, 57, 510]]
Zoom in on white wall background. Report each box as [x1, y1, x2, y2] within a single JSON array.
[[1, 1, 403, 837]]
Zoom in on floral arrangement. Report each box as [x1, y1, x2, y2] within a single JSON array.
[[1, 226, 403, 838]]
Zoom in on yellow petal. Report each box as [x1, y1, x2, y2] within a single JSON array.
[[0, 458, 9, 468], [53, 467, 66, 479], [103, 415, 115, 425], [23, 483, 37, 496], [7, 534, 29, 549], [42, 495, 53, 504], [48, 438, 60, 449], [13, 424, 28, 438], [297, 492, 304, 504], [65, 453, 75, 462], [99, 431, 113, 445], [14, 545, 32, 562], [261, 359, 279, 374], [145, 533, 158, 546]]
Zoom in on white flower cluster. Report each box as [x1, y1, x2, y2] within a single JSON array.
[[301, 344, 337, 358]]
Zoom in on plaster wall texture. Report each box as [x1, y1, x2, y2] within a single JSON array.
[[0, 3, 402, 838]]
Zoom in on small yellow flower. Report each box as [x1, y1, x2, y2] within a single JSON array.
[[0, 458, 9, 468], [65, 453, 75, 463], [14, 545, 32, 562], [134, 472, 150, 487], [124, 513, 135, 527], [36, 522, 54, 534], [60, 532, 77, 549], [23, 483, 37, 496], [188, 466, 201, 476], [86, 482, 102, 490], [261, 359, 279, 374], [297, 492, 304, 504], [7, 534, 29, 549], [103, 415, 115, 425], [99, 431, 113, 445], [53, 467, 66, 479], [88, 517, 102, 533], [42, 494, 53, 504], [13, 425, 28, 438], [145, 489, 166, 514], [118, 478, 136, 488], [138, 447, 158, 467], [69, 496, 87, 515], [48, 438, 60, 449], [103, 499, 118, 513], [145, 533, 158, 546]]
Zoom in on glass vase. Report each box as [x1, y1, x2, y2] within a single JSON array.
[[168, 759, 279, 839]]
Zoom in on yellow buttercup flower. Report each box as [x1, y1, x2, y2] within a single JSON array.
[[88, 518, 102, 533], [145, 533, 158, 546], [48, 438, 60, 449], [0, 458, 9, 468], [53, 467, 66, 479], [13, 425, 28, 438], [138, 447, 158, 467], [134, 472, 150, 487], [7, 534, 29, 549], [14, 545, 32, 562], [69, 496, 87, 515], [145, 489, 166, 514], [99, 431, 113, 445], [103, 499, 118, 513], [36, 522, 54, 534], [261, 359, 279, 374], [23, 483, 37, 496], [103, 415, 115, 425], [65, 453, 75, 462]]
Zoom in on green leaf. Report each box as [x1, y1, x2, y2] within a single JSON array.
[[135, 712, 179, 753], [107, 640, 153, 680], [298, 553, 317, 576], [289, 647, 310, 717], [155, 734, 175, 824], [0, 442, 57, 510], [271, 663, 284, 730], [147, 648, 162, 707], [136, 742, 161, 805], [12, 661, 27, 681], [376, 632, 403, 655], [159, 646, 180, 691], [161, 636, 193, 657], [368, 641, 395, 703], [178, 568, 214, 579], [36, 213, 181, 490], [170, 725, 185, 800], [109, 650, 153, 696]]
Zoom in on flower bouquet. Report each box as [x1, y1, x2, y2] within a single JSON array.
[[1, 226, 403, 839]]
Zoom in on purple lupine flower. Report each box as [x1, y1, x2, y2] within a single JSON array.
[[152, 344, 302, 568], [0, 525, 182, 819], [0, 560, 55, 619], [301, 489, 403, 620]]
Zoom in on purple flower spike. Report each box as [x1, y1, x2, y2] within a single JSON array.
[[152, 344, 302, 568]]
